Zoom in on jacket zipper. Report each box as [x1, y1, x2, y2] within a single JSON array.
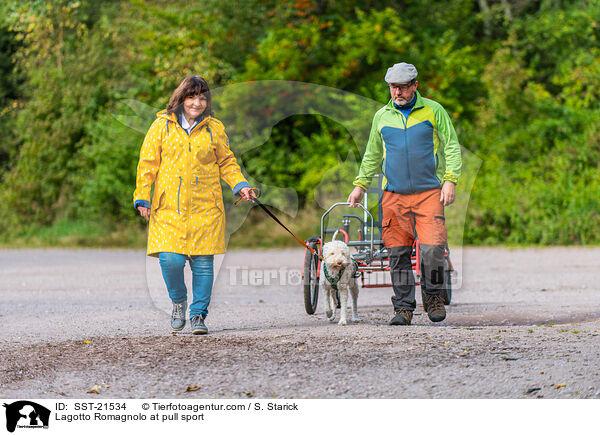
[[401, 113, 414, 193], [189, 122, 206, 150], [171, 118, 207, 215], [177, 176, 182, 214]]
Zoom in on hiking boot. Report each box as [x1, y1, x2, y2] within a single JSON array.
[[190, 314, 208, 335], [389, 309, 413, 326], [171, 301, 187, 331], [424, 292, 446, 322]]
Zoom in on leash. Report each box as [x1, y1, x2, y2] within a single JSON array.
[[235, 188, 324, 261]]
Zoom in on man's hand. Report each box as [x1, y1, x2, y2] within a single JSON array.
[[137, 206, 150, 221], [347, 186, 365, 207], [440, 181, 456, 206]]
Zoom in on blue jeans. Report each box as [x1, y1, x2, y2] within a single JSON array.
[[158, 252, 214, 318]]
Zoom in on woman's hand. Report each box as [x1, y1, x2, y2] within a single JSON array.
[[239, 187, 254, 202], [137, 206, 150, 221]]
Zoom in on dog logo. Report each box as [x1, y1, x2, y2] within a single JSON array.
[[3, 401, 50, 433]]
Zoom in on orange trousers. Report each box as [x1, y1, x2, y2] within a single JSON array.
[[381, 188, 447, 311], [381, 188, 447, 247]]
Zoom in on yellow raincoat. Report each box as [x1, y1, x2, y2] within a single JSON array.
[[134, 110, 248, 257]]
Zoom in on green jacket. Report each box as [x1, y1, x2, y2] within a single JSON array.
[[354, 91, 462, 193]]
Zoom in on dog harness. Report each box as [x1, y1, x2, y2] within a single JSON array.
[[323, 259, 360, 290]]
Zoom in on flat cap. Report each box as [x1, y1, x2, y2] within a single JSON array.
[[385, 62, 418, 84]]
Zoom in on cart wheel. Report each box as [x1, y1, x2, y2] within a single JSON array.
[[443, 270, 452, 305], [303, 242, 320, 314]]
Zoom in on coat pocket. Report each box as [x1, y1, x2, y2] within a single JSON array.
[[212, 190, 224, 213], [151, 190, 165, 212], [189, 178, 223, 215]]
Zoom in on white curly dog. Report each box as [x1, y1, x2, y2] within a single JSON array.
[[321, 240, 360, 325]]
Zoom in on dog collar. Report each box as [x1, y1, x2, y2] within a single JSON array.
[[323, 259, 360, 289], [323, 263, 345, 289]]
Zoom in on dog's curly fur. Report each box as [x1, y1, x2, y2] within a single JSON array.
[[320, 240, 360, 325]]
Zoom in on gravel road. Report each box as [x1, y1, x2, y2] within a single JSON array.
[[1, 247, 599, 399]]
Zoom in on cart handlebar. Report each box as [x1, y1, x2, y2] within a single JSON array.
[[320, 202, 374, 262]]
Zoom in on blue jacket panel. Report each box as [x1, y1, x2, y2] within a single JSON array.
[[381, 122, 439, 194]]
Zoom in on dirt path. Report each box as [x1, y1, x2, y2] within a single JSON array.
[[1, 247, 599, 398]]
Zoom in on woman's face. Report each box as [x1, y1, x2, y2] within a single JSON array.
[[183, 94, 208, 120]]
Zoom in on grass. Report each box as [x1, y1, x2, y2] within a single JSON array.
[[0, 206, 322, 250], [0, 204, 359, 250], [2, 205, 599, 250], [0, 218, 147, 249]]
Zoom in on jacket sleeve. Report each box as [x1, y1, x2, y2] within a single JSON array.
[[213, 120, 249, 193], [133, 119, 162, 206], [353, 112, 384, 191], [434, 105, 462, 184]]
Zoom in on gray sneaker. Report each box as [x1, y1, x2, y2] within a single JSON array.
[[191, 315, 208, 335], [171, 301, 187, 331]]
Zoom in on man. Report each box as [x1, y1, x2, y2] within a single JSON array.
[[347, 62, 462, 325]]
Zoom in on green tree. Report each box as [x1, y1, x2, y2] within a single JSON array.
[[464, 0, 600, 244]]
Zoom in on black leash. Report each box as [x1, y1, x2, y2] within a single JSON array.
[[235, 188, 323, 260]]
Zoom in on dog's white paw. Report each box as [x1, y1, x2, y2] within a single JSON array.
[[338, 319, 347, 326], [326, 309, 336, 321], [352, 316, 361, 323]]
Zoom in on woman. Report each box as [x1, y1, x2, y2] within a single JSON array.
[[133, 75, 252, 335]]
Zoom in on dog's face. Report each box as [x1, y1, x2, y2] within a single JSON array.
[[322, 240, 351, 270]]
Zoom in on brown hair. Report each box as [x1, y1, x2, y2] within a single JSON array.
[[166, 75, 213, 118]]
